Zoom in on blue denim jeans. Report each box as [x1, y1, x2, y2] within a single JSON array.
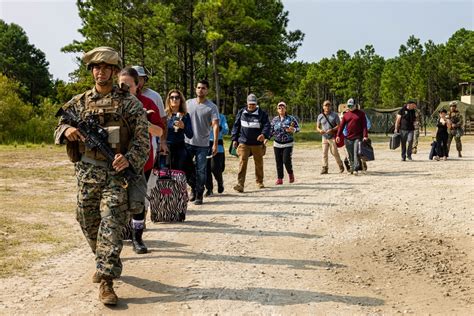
[[185, 144, 209, 195], [400, 130, 414, 159], [344, 138, 361, 172]]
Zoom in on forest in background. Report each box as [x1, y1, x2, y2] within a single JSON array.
[[0, 0, 473, 143]]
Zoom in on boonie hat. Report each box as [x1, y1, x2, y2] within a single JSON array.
[[449, 101, 457, 107], [132, 66, 147, 77], [247, 94, 257, 105], [83, 47, 121, 69]]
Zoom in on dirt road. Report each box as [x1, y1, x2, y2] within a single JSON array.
[[1, 138, 473, 315]]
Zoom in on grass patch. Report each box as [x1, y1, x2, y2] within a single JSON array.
[[0, 216, 77, 278], [0, 145, 79, 278]]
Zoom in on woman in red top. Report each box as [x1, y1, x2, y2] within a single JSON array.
[[118, 67, 164, 254]]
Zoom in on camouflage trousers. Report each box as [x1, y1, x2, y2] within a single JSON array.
[[413, 129, 420, 150], [75, 162, 129, 279], [447, 131, 462, 154]]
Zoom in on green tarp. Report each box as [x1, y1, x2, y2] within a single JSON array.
[[372, 107, 402, 113], [433, 101, 474, 129]]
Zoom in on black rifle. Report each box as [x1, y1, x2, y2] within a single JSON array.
[[56, 107, 140, 188]]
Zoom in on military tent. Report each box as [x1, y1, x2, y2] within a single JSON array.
[[433, 101, 474, 133], [338, 104, 402, 134]]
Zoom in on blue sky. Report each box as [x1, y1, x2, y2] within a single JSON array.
[[285, 0, 473, 61], [0, 0, 472, 81]]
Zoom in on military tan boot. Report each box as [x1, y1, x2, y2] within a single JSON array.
[[99, 279, 118, 305], [92, 271, 101, 283]]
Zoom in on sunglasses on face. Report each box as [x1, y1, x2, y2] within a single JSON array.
[[170, 95, 180, 101]]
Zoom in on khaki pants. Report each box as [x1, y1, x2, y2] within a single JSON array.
[[237, 144, 264, 186], [322, 137, 343, 168]]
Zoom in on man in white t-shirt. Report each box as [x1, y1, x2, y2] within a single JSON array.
[[132, 66, 168, 155]]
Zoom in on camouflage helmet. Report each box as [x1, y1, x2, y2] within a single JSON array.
[[449, 100, 457, 107], [83, 47, 122, 70]]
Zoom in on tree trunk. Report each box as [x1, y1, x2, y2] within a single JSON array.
[[139, 31, 145, 66], [163, 43, 169, 95], [188, 6, 195, 99], [212, 41, 220, 109], [233, 85, 239, 115], [120, 0, 126, 65], [183, 43, 188, 99]]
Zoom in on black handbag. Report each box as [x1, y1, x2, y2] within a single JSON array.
[[429, 140, 438, 160]]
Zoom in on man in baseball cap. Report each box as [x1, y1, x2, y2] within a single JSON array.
[[231, 93, 271, 191], [395, 100, 417, 161], [336, 98, 368, 174], [347, 98, 355, 108]]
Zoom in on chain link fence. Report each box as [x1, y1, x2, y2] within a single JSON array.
[[365, 111, 439, 135]]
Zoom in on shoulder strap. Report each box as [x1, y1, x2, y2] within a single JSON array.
[[322, 113, 335, 129]]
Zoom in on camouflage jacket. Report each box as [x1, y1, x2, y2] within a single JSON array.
[[448, 110, 463, 130], [413, 108, 423, 130], [54, 86, 150, 172]]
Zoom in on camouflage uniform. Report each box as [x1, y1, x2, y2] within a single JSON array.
[[447, 109, 463, 156], [412, 108, 423, 154], [55, 86, 149, 279]]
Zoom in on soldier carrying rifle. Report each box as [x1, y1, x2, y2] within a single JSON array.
[[54, 47, 149, 305]]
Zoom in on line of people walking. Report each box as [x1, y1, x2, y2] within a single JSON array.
[[54, 47, 465, 307]]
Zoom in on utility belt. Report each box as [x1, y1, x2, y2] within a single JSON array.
[[80, 155, 109, 168]]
